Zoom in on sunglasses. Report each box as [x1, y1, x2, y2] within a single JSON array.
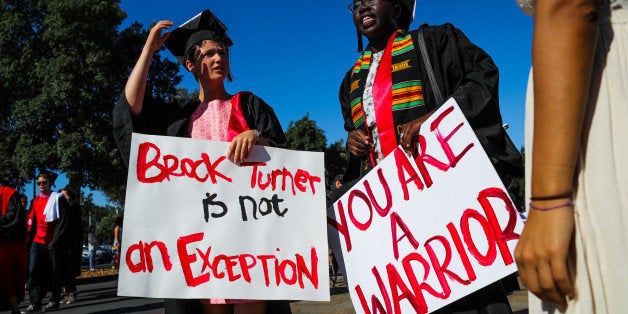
[[348, 0, 383, 13], [37, 181, 48, 186]]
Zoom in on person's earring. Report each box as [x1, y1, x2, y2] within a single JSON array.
[[186, 62, 195, 72]]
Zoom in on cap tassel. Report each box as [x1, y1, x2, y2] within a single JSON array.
[[357, 32, 363, 53]]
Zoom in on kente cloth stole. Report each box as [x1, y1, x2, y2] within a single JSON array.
[[226, 92, 252, 141], [349, 30, 425, 160]]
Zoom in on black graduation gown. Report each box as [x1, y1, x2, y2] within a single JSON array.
[[337, 24, 520, 313], [50, 196, 83, 278]]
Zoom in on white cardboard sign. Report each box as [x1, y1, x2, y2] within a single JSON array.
[[327, 98, 524, 313], [118, 133, 329, 301]]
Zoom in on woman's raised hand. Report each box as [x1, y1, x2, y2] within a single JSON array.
[[144, 20, 174, 54]]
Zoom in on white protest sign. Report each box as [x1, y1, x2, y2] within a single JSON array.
[[118, 133, 329, 301], [327, 98, 524, 313]]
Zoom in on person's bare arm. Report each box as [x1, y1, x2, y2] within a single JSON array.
[[514, 0, 600, 307], [113, 226, 120, 247], [125, 20, 173, 115]]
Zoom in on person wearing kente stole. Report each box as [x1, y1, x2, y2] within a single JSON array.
[[337, 0, 524, 312]]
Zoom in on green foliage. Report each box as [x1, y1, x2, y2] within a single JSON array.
[[285, 114, 327, 152], [0, 0, 183, 206], [175, 87, 199, 102], [96, 213, 118, 244], [324, 140, 348, 191], [0, 0, 44, 188], [81, 192, 121, 244], [285, 115, 348, 191]]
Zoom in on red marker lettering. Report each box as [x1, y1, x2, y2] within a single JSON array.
[[461, 209, 497, 266], [429, 105, 474, 168], [177, 233, 209, 287], [136, 142, 231, 184], [390, 212, 420, 260]]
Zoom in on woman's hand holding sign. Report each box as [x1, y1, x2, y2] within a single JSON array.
[[228, 129, 261, 164]]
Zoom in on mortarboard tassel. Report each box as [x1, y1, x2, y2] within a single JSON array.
[[357, 32, 363, 53]]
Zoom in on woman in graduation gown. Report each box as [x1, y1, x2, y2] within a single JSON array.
[[112, 9, 288, 314], [337, 0, 523, 313], [113, 10, 286, 168]]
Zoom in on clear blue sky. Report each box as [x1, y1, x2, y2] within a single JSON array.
[[119, 0, 533, 148], [26, 1, 534, 205]]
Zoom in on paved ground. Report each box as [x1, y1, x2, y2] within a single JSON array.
[[290, 274, 529, 314], [8, 271, 528, 313], [289, 276, 355, 314]]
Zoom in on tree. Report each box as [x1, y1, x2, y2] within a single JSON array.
[[285, 115, 348, 190], [95, 211, 118, 244], [79, 192, 121, 245], [176, 87, 199, 103], [97, 20, 183, 205], [324, 140, 348, 192], [0, 1, 183, 206], [0, 0, 44, 189], [285, 114, 327, 152]]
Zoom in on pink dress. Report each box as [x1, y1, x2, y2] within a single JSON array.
[[188, 97, 257, 305], [189, 98, 232, 141]]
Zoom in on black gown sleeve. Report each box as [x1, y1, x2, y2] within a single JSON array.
[[112, 92, 187, 167], [420, 24, 523, 178], [0, 191, 27, 240], [339, 70, 357, 133], [338, 70, 367, 183], [241, 93, 287, 148], [419, 24, 502, 154]]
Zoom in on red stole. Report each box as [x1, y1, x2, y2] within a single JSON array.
[[226, 92, 252, 141], [0, 186, 16, 215], [371, 32, 398, 157]]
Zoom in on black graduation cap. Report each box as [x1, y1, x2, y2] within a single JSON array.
[[401, 0, 417, 23], [164, 9, 233, 65], [356, 0, 416, 52]]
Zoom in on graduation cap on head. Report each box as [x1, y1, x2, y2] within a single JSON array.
[[164, 9, 233, 65], [356, 0, 416, 52], [400, 0, 416, 26]]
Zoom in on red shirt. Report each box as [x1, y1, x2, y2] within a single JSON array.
[[27, 193, 55, 245]]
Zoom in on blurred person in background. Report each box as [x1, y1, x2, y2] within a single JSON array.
[[0, 184, 27, 314], [50, 185, 83, 305], [86, 225, 99, 272], [111, 216, 123, 270]]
